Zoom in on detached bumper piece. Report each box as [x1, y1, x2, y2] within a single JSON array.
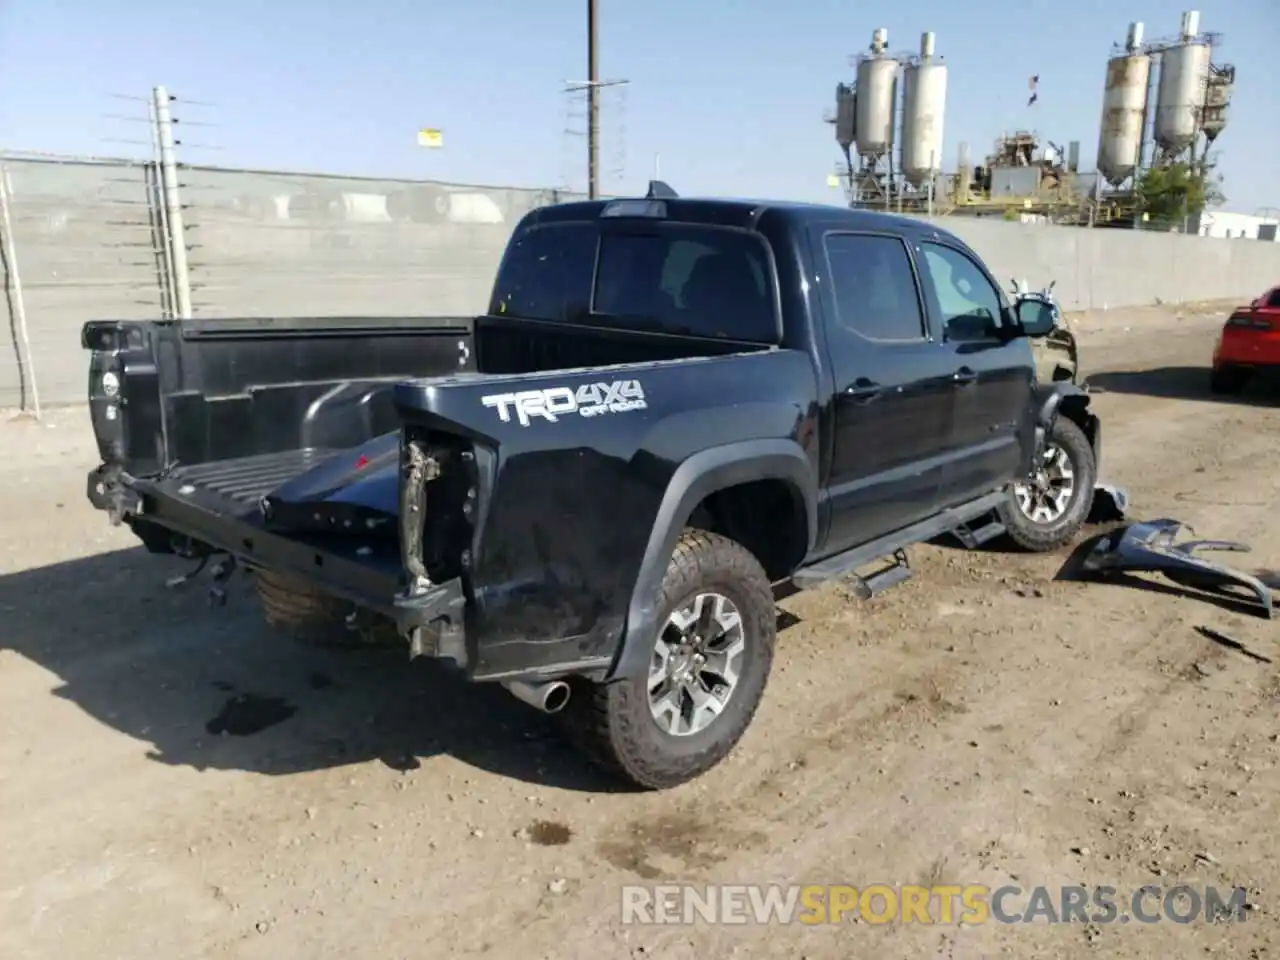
[[1080, 518, 1274, 619], [1090, 482, 1129, 523]]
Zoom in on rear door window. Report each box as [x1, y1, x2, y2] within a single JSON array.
[[822, 232, 926, 340]]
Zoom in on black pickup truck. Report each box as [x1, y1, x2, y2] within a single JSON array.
[[83, 183, 1104, 790]]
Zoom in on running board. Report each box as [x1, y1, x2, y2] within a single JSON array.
[[846, 549, 912, 600], [952, 518, 1007, 550], [792, 490, 1007, 591]]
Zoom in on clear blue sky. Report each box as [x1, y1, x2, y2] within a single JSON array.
[[2, 0, 1277, 210]]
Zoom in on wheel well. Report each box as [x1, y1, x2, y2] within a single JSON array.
[[1058, 394, 1099, 450], [687, 479, 808, 582]]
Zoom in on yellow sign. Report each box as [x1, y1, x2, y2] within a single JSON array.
[[417, 128, 444, 149]]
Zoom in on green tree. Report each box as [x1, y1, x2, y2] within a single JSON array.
[[1136, 162, 1226, 227]]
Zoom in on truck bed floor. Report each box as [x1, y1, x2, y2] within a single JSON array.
[[166, 448, 337, 509]]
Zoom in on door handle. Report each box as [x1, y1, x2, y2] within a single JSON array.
[[844, 378, 882, 403], [953, 367, 978, 386]]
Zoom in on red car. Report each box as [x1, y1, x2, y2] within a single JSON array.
[[1211, 285, 1280, 394]]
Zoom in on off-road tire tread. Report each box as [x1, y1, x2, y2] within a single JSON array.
[[999, 416, 1096, 553], [254, 570, 397, 649], [561, 529, 776, 790]]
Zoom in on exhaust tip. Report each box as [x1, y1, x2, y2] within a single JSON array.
[[502, 678, 572, 714], [543, 682, 571, 714]]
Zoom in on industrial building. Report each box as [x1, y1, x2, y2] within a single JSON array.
[[1186, 211, 1278, 241], [826, 11, 1242, 232]]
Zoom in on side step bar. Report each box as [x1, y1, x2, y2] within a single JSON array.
[[791, 490, 1007, 592], [951, 517, 1006, 550]]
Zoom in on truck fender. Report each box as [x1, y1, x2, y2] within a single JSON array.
[[1034, 382, 1099, 465], [606, 438, 817, 681]]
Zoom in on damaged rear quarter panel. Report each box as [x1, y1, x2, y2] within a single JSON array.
[[393, 349, 819, 680]]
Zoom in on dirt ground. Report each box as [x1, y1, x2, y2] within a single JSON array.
[[1, 302, 1277, 959]]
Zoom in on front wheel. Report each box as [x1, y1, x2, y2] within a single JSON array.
[[560, 530, 777, 790], [998, 416, 1096, 552]]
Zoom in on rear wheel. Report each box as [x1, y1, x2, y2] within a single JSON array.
[[254, 569, 398, 649], [560, 530, 777, 790], [999, 416, 1096, 552], [1210, 365, 1249, 395]]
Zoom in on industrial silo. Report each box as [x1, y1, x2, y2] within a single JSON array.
[[853, 28, 897, 162], [1096, 21, 1151, 186], [834, 82, 856, 149], [1153, 10, 1211, 157], [899, 32, 947, 188]]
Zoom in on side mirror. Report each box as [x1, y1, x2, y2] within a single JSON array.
[[1015, 297, 1058, 337]]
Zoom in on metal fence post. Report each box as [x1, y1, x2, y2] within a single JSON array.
[[148, 96, 178, 319], [0, 163, 40, 417], [153, 85, 193, 319]]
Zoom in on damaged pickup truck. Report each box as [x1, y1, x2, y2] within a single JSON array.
[[84, 184, 1106, 790]]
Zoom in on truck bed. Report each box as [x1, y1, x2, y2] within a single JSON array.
[[86, 310, 773, 616]]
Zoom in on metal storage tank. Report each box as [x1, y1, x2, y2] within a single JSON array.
[[1154, 11, 1211, 155], [854, 28, 897, 159], [899, 32, 947, 187], [1096, 22, 1151, 186], [834, 83, 856, 148]]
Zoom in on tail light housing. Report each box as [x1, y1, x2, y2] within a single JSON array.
[[83, 324, 130, 464], [81, 322, 161, 473]]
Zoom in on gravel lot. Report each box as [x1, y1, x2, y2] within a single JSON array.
[[1, 303, 1277, 959]]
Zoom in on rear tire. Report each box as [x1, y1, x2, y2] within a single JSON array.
[[254, 569, 398, 649], [559, 530, 777, 790], [1210, 365, 1248, 395], [998, 415, 1096, 553]]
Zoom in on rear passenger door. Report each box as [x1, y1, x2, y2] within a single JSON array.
[[913, 241, 1035, 508], [815, 230, 958, 554]]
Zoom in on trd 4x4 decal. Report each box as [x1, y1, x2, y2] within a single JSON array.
[[482, 380, 647, 427]]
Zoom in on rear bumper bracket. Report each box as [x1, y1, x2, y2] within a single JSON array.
[[394, 578, 468, 666]]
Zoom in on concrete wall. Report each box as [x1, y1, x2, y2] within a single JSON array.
[[5, 152, 1280, 409], [936, 217, 1280, 312], [179, 165, 574, 319]]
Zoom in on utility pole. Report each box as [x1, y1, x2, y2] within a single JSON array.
[[152, 85, 192, 319], [587, 0, 600, 199]]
